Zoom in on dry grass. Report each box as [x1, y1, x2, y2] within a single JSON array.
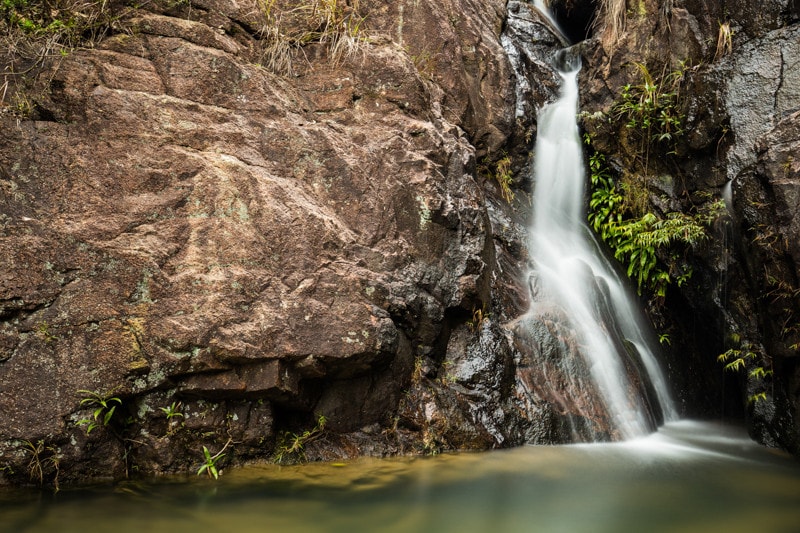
[[714, 21, 732, 61], [256, 0, 367, 75], [1, 0, 121, 111], [1, 0, 116, 66], [594, 0, 626, 45]]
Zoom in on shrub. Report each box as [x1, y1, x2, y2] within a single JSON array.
[[586, 144, 723, 297]]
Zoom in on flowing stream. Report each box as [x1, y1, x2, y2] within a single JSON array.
[[527, 48, 676, 439]]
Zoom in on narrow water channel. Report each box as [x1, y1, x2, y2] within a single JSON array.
[[2, 421, 799, 533]]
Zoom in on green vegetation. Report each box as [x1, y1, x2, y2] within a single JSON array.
[[585, 144, 722, 297], [1, 0, 116, 59], [35, 321, 57, 343], [613, 61, 686, 173], [467, 304, 489, 332], [479, 153, 515, 203], [256, 0, 367, 74], [717, 339, 773, 404], [160, 401, 184, 420], [582, 58, 725, 299], [76, 389, 122, 434], [493, 155, 515, 203], [274, 414, 327, 464], [197, 439, 231, 480], [1, 0, 122, 115], [23, 439, 60, 490]]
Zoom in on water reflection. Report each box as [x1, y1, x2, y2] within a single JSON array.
[[2, 421, 799, 533]]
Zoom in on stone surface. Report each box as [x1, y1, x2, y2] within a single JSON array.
[[0, 0, 519, 485]]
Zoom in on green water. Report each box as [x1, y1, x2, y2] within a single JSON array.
[[2, 421, 799, 533]]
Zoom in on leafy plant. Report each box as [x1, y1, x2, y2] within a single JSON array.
[[160, 401, 184, 420], [197, 438, 231, 480], [274, 414, 327, 464], [717, 345, 757, 372], [717, 341, 773, 404], [76, 389, 122, 434], [614, 61, 687, 173], [23, 439, 60, 490], [585, 143, 721, 297], [36, 321, 57, 343]]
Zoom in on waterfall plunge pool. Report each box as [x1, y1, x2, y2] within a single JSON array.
[[3, 421, 799, 533]]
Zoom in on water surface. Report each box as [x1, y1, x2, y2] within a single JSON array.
[[2, 421, 799, 533]]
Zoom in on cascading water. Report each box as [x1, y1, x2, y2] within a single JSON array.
[[532, 0, 565, 36], [527, 48, 677, 439]]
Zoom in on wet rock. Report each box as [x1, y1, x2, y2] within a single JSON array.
[[579, 0, 800, 455]]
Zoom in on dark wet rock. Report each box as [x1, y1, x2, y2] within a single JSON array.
[[579, 0, 800, 455]]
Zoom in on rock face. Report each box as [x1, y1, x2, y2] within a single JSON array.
[[0, 0, 518, 484]]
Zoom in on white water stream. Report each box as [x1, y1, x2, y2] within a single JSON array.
[[528, 50, 677, 439], [532, 0, 565, 36]]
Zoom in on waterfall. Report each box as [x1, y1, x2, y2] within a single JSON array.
[[722, 180, 734, 215], [532, 0, 565, 36], [527, 48, 677, 440]]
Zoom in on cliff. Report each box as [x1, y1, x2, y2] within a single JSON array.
[[0, 0, 542, 485]]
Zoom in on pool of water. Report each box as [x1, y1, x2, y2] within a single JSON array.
[[2, 421, 799, 533]]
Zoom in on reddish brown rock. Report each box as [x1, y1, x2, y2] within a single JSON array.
[[0, 0, 528, 485]]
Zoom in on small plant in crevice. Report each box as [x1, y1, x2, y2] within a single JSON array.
[[466, 304, 489, 332], [160, 401, 184, 420], [197, 438, 232, 480], [409, 47, 437, 80], [159, 400, 185, 436], [35, 321, 57, 343], [493, 155, 515, 203], [479, 153, 515, 203], [714, 21, 733, 61], [412, 355, 425, 382], [75, 389, 122, 435], [273, 414, 327, 464], [421, 427, 443, 456], [437, 360, 457, 385], [23, 439, 60, 490]]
